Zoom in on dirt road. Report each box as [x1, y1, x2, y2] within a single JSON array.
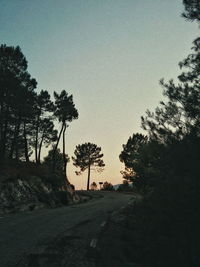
[[0, 191, 134, 267]]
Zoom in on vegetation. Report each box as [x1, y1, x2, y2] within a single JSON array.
[[1, 2, 200, 264], [43, 148, 68, 173], [101, 181, 113, 191], [53, 91, 78, 178], [0, 45, 37, 164], [182, 0, 200, 22], [118, 1, 200, 265], [72, 142, 105, 190], [117, 180, 132, 192], [119, 133, 148, 190], [90, 181, 97, 190], [0, 44, 78, 190]]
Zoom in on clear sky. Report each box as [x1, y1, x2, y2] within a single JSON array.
[[1, 0, 199, 189]]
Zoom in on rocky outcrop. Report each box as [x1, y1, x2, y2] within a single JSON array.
[[0, 176, 80, 215]]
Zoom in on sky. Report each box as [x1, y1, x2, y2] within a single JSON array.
[[0, 0, 199, 189]]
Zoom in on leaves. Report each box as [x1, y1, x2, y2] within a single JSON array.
[[72, 142, 105, 173], [54, 90, 78, 123], [182, 0, 200, 23]]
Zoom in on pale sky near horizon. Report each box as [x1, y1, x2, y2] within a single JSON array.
[[0, 0, 199, 189]]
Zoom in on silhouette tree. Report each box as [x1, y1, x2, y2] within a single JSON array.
[[116, 3, 200, 265], [102, 181, 113, 191], [141, 38, 200, 142], [182, 0, 200, 22], [119, 134, 148, 179], [72, 142, 105, 190], [33, 90, 55, 163], [90, 181, 97, 190], [120, 167, 135, 182], [44, 147, 69, 172], [37, 118, 58, 164], [43, 147, 70, 189], [53, 90, 78, 178], [10, 89, 36, 162], [0, 44, 37, 164]]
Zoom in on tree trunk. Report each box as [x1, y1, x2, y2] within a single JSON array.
[[87, 164, 91, 190], [0, 101, 3, 158], [1, 107, 9, 162], [23, 121, 29, 162], [63, 123, 66, 174], [62, 123, 70, 185], [9, 117, 21, 159], [9, 124, 17, 160], [52, 123, 64, 172], [37, 132, 44, 164], [35, 115, 40, 163]]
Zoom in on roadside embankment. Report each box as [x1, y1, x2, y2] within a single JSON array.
[[0, 175, 80, 215]]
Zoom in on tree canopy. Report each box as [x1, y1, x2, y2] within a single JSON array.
[[53, 90, 78, 180], [117, 2, 200, 264], [72, 142, 105, 190], [182, 0, 200, 22], [101, 181, 113, 191], [0, 44, 37, 164], [90, 181, 97, 190], [0, 44, 78, 191]]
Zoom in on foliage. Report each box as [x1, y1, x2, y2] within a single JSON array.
[[0, 45, 64, 167], [72, 142, 105, 190], [32, 90, 56, 164], [90, 181, 97, 190], [119, 133, 148, 169], [0, 44, 79, 191], [117, 180, 132, 192], [123, 134, 200, 266], [52, 90, 78, 176], [0, 44, 37, 163], [141, 36, 200, 143], [119, 133, 149, 188], [43, 148, 70, 189], [182, 0, 200, 22], [43, 148, 70, 187], [43, 148, 64, 172], [102, 181, 113, 191], [54, 90, 78, 123], [118, 2, 200, 265]]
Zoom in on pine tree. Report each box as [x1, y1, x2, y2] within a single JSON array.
[[53, 90, 78, 179], [0, 44, 37, 164], [72, 142, 105, 190]]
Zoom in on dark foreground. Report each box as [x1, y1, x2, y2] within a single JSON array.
[[0, 191, 134, 267]]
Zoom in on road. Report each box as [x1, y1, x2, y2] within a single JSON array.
[[0, 191, 134, 267]]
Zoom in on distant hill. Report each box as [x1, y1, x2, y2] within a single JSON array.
[[113, 184, 122, 190]]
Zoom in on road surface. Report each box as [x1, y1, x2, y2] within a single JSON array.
[[0, 191, 134, 267]]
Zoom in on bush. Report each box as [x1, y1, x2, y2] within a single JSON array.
[[117, 180, 133, 192], [102, 181, 114, 191], [55, 191, 70, 205]]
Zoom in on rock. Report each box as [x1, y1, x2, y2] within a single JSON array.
[[0, 176, 79, 215]]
